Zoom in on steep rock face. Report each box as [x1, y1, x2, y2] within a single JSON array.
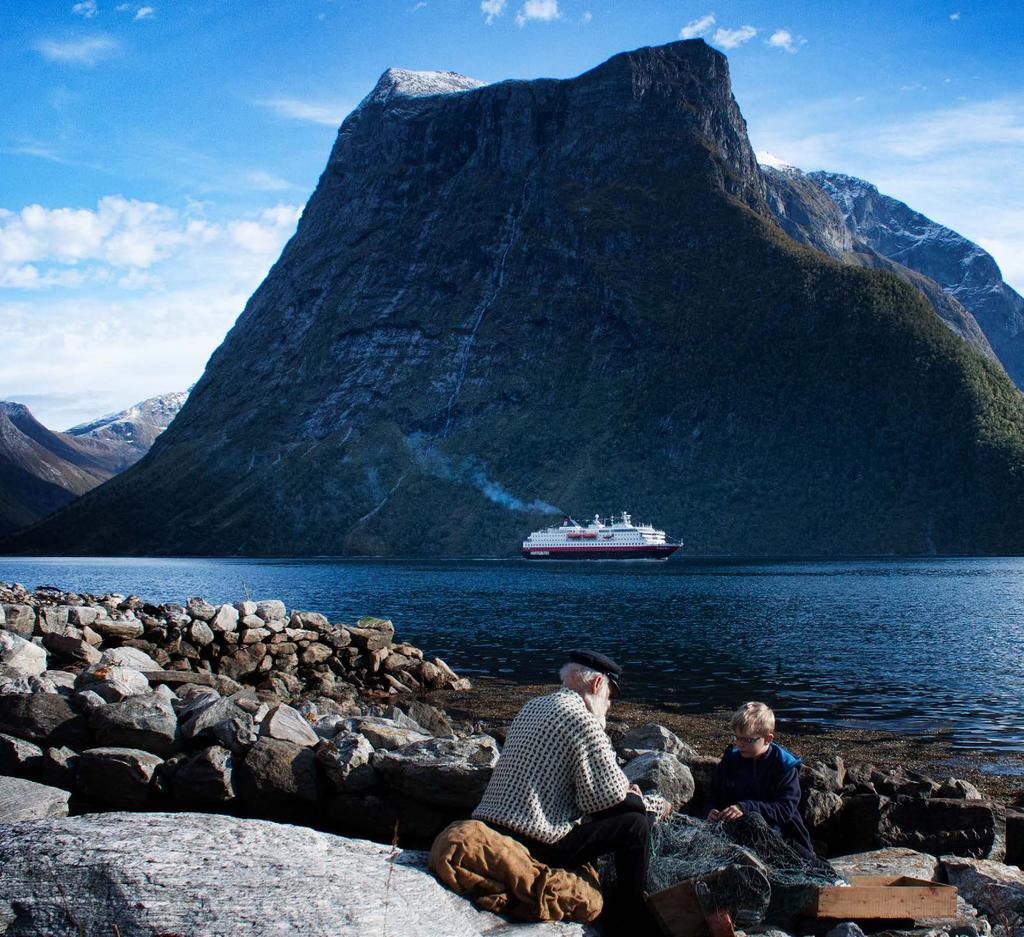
[[0, 393, 186, 535], [8, 40, 1024, 557], [811, 171, 1024, 388], [761, 165, 997, 361]]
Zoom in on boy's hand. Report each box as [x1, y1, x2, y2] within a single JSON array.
[[711, 805, 744, 822]]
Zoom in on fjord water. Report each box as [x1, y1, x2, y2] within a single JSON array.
[[2, 556, 1022, 752]]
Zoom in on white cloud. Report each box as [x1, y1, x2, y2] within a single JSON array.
[[950, 11, 961, 21], [679, 13, 715, 40], [134, 5, 154, 19], [481, 0, 506, 24], [515, 0, 559, 26], [72, 1, 98, 18], [713, 25, 757, 49], [255, 96, 351, 126], [0, 199, 303, 428], [411, 1, 428, 9], [579, 10, 591, 24], [34, 35, 118, 65], [245, 170, 294, 192], [767, 29, 799, 53]]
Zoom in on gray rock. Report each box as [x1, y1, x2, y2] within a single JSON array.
[[825, 924, 866, 937], [0, 631, 47, 678], [189, 619, 216, 646], [0, 776, 70, 821], [328, 790, 450, 841], [36, 606, 71, 636], [317, 731, 378, 793], [237, 738, 318, 816], [43, 631, 102, 666], [1, 604, 35, 637], [941, 857, 1024, 924], [210, 603, 239, 633], [76, 747, 163, 806], [623, 750, 695, 806], [312, 714, 350, 739], [76, 664, 151, 702], [804, 789, 845, 839], [258, 704, 320, 747], [91, 618, 144, 639], [0, 693, 91, 749], [290, 610, 329, 631], [67, 606, 101, 626], [0, 812, 589, 936], [101, 646, 161, 671], [0, 732, 44, 775], [89, 691, 179, 756], [73, 688, 108, 712], [41, 670, 77, 692], [830, 846, 942, 881], [802, 756, 847, 793], [180, 695, 256, 753], [301, 642, 332, 665], [404, 699, 455, 738], [186, 596, 218, 621], [171, 746, 235, 803], [371, 735, 499, 809], [937, 778, 984, 800], [345, 716, 431, 751], [256, 600, 286, 623], [879, 798, 1004, 860], [619, 722, 697, 761], [234, 600, 257, 617]]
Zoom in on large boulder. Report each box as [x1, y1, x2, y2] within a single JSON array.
[[372, 736, 500, 809], [101, 646, 161, 671], [623, 750, 695, 806], [89, 690, 179, 756], [1, 604, 35, 638], [317, 732, 378, 794], [0, 776, 70, 821], [344, 716, 431, 751], [328, 791, 451, 842], [830, 846, 941, 881], [180, 694, 256, 753], [618, 723, 697, 761], [258, 704, 319, 747], [42, 632, 102, 666], [942, 856, 1024, 924], [237, 738, 318, 817], [879, 798, 1004, 860], [75, 665, 151, 702], [0, 812, 588, 935], [0, 694, 91, 749], [76, 747, 163, 807], [0, 732, 44, 776], [0, 631, 47, 679]]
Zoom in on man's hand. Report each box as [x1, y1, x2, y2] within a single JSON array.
[[628, 784, 643, 797], [709, 804, 744, 823]]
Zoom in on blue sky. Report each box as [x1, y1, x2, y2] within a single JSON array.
[[2, 0, 1023, 428]]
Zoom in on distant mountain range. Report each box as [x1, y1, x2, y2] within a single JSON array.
[[7, 40, 1024, 557], [0, 392, 186, 536]]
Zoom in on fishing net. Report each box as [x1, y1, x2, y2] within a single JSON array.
[[606, 813, 845, 926]]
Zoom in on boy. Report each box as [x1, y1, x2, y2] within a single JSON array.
[[708, 701, 814, 855]]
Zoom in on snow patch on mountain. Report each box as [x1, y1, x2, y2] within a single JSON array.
[[366, 68, 485, 107], [756, 151, 800, 174]]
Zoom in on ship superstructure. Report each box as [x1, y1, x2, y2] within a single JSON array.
[[521, 512, 681, 560]]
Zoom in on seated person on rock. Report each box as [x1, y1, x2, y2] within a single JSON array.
[[472, 650, 666, 933], [709, 701, 814, 856]]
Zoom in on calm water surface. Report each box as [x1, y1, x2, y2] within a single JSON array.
[[2, 555, 1022, 752]]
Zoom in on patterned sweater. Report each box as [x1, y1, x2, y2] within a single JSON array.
[[472, 688, 630, 844]]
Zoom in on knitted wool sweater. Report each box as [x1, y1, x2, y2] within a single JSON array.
[[472, 688, 630, 844]]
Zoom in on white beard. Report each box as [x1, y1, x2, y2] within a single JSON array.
[[582, 691, 610, 728]]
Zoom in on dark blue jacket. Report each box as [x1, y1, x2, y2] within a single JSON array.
[[710, 742, 813, 854]]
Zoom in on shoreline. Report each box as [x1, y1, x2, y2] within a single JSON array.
[[436, 676, 1024, 806]]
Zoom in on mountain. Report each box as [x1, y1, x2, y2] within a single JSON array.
[[0, 393, 185, 536], [66, 391, 190, 472], [760, 162, 998, 365], [7, 40, 1024, 557], [809, 171, 1024, 390]]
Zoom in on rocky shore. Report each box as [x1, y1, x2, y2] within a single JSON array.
[[2, 581, 1024, 936]]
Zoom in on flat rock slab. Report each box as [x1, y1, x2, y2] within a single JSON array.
[[831, 846, 941, 881], [0, 776, 70, 821], [0, 812, 593, 936]]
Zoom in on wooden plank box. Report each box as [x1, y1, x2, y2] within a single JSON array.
[[805, 875, 957, 921]]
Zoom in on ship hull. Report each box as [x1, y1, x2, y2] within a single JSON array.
[[521, 544, 680, 560]]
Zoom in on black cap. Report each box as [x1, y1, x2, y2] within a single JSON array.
[[568, 649, 623, 698]]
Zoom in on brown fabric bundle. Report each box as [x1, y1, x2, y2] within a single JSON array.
[[429, 819, 604, 922]]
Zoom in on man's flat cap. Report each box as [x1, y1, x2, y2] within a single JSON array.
[[568, 649, 623, 697]]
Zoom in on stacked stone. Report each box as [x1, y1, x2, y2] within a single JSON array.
[[0, 582, 470, 704]]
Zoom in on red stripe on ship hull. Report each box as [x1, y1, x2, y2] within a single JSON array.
[[521, 544, 680, 560]]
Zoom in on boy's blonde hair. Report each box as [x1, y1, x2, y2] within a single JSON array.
[[731, 701, 775, 737]]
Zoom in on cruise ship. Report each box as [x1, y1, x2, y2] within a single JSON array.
[[521, 512, 681, 560]]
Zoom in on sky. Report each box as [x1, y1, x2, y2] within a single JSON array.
[[2, 0, 1023, 429]]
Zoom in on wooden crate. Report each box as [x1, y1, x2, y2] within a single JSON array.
[[646, 877, 709, 937], [805, 875, 957, 920]]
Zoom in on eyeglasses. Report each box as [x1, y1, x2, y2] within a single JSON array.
[[733, 735, 764, 745]]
